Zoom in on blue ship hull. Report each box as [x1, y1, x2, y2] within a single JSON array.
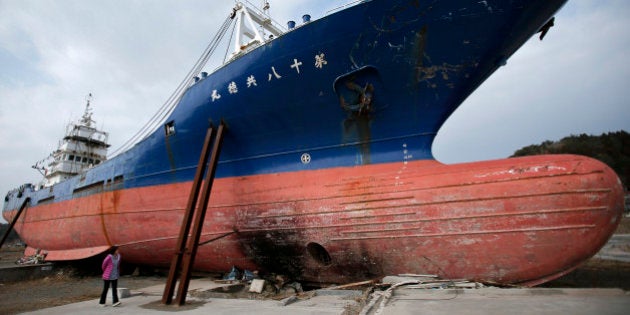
[[45, 0, 564, 198]]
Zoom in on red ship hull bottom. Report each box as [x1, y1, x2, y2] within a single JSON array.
[[7, 155, 624, 286]]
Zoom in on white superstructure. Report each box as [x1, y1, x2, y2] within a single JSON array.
[[33, 94, 110, 187]]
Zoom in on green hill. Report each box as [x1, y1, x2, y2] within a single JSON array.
[[511, 130, 630, 189]]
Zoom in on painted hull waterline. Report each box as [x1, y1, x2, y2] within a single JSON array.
[[8, 154, 624, 285]]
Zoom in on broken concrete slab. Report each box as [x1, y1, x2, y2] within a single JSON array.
[[249, 279, 265, 293]]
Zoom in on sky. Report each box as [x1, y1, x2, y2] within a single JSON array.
[[1, 0, 629, 222]]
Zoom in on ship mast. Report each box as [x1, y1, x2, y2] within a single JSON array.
[[80, 93, 95, 128], [228, 1, 284, 60]]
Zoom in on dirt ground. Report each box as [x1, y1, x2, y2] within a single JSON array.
[[1, 217, 629, 315], [0, 249, 166, 314], [0, 273, 166, 315]]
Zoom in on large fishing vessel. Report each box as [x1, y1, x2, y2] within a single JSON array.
[[3, 0, 624, 286]]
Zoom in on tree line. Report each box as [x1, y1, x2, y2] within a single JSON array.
[[511, 130, 629, 189]]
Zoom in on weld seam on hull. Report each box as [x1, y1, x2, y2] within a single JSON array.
[[338, 195, 415, 205], [240, 206, 606, 233], [338, 211, 418, 220], [324, 165, 581, 188], [341, 211, 605, 235], [208, 171, 608, 211], [10, 187, 612, 225], [343, 188, 613, 211], [330, 225, 597, 241], [338, 172, 609, 202], [256, 188, 612, 219], [329, 182, 414, 192], [339, 206, 608, 224], [12, 207, 186, 224], [221, 174, 612, 217], [284, 167, 603, 195], [424, 160, 594, 180], [126, 165, 603, 206]]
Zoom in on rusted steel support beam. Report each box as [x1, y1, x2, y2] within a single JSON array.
[[162, 124, 216, 305], [175, 121, 226, 306], [0, 198, 30, 249]]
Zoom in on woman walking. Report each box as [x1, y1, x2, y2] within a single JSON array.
[[99, 246, 121, 307]]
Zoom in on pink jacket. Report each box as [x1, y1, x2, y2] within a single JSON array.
[[101, 253, 121, 280]]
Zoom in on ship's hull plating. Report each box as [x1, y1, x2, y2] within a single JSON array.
[[4, 0, 622, 286], [8, 155, 624, 285]]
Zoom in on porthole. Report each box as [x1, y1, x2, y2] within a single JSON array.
[[306, 242, 332, 266]]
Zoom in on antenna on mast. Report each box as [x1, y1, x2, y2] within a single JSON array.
[[81, 93, 95, 127]]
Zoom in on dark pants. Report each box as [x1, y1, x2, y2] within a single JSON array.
[[99, 279, 119, 304]]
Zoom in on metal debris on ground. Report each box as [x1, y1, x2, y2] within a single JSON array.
[[360, 275, 488, 315], [15, 250, 47, 265], [198, 267, 308, 300]]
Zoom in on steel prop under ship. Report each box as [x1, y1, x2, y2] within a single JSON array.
[[2, 0, 624, 286]]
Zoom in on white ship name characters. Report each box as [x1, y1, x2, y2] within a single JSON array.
[[210, 52, 328, 102]]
